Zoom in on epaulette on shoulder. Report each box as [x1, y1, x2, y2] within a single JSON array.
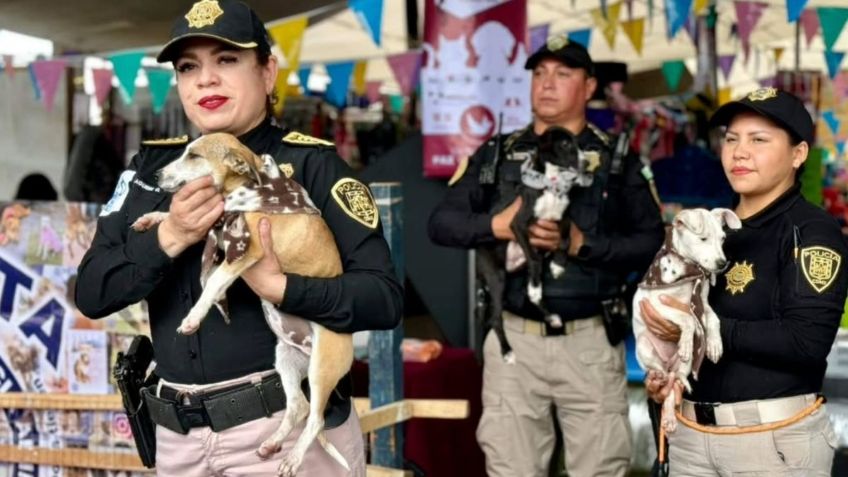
[[282, 131, 334, 147], [587, 123, 610, 146], [141, 135, 189, 147]]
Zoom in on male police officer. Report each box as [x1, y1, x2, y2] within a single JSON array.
[[428, 35, 664, 476]]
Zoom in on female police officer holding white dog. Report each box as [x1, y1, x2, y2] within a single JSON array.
[[643, 88, 848, 476], [75, 1, 402, 475]]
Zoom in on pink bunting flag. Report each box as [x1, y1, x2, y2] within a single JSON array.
[[91, 68, 114, 106], [834, 72, 848, 100], [734, 2, 768, 53], [31, 59, 67, 112], [800, 9, 819, 48], [2, 55, 13, 77], [386, 51, 422, 96], [366, 80, 383, 103]]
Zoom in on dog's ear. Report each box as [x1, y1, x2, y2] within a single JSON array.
[[710, 208, 742, 230], [673, 209, 705, 235], [223, 146, 263, 184]]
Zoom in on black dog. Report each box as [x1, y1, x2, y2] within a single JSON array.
[[477, 127, 594, 363]]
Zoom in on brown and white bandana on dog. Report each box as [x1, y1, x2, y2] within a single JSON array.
[[201, 155, 320, 319]]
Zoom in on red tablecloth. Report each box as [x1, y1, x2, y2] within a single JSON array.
[[352, 347, 486, 477]]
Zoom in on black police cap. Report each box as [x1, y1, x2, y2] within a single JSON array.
[[157, 0, 272, 63], [710, 87, 814, 145], [524, 34, 595, 76]]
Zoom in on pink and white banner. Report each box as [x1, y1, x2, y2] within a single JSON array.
[[421, 0, 530, 178]]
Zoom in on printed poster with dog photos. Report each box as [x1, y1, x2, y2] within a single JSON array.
[[0, 201, 151, 476], [421, 0, 530, 178]]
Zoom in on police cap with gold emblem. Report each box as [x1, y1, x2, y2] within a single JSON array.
[[156, 0, 271, 63], [524, 34, 595, 76], [709, 87, 814, 145]]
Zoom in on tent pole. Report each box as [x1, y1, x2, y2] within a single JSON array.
[[794, 19, 801, 72], [693, 6, 718, 95]]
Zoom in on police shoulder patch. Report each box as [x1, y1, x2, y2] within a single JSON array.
[[448, 157, 468, 187], [331, 178, 378, 229], [800, 246, 842, 293], [282, 131, 334, 147], [100, 170, 136, 216], [141, 135, 189, 147]]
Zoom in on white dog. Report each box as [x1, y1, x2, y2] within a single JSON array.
[[632, 208, 741, 433]]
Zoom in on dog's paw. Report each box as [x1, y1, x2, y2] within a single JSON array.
[[130, 212, 168, 232], [176, 318, 200, 335], [706, 336, 723, 363], [546, 314, 563, 328], [550, 261, 565, 278], [278, 454, 305, 477], [256, 439, 282, 459], [678, 338, 693, 363], [661, 413, 678, 434], [527, 283, 542, 305]]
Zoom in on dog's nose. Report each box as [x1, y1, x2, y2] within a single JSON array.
[[716, 259, 727, 270]]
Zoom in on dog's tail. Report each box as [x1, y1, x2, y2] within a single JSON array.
[[317, 432, 350, 471]]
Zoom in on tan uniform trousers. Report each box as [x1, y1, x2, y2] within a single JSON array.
[[477, 312, 631, 477], [154, 371, 366, 477], [669, 401, 837, 476]]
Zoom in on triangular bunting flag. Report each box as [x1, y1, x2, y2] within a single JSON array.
[[801, 9, 820, 48], [2, 55, 13, 77], [824, 51, 845, 80], [787, 0, 808, 23], [718, 54, 736, 80], [759, 76, 776, 88], [735, 2, 769, 55], [146, 69, 174, 114], [31, 59, 67, 111], [837, 140, 846, 158], [774, 47, 785, 65], [349, 0, 384, 46], [274, 69, 291, 115], [694, 0, 708, 15], [818, 8, 848, 52], [568, 28, 592, 48], [591, 2, 622, 48], [325, 61, 355, 108], [298, 67, 311, 94], [661, 60, 686, 92], [352, 61, 367, 96], [621, 18, 645, 55], [269, 17, 308, 71], [834, 73, 848, 100], [684, 14, 699, 45], [386, 51, 422, 96], [366, 80, 382, 103], [27, 63, 41, 100], [91, 68, 113, 106], [109, 51, 145, 104], [718, 87, 732, 105], [823, 110, 841, 135], [389, 94, 405, 114], [665, 0, 693, 39], [529, 24, 550, 54]]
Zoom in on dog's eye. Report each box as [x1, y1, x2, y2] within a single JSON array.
[[188, 152, 201, 160], [700, 237, 708, 242]]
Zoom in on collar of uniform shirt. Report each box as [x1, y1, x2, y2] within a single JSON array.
[[739, 183, 802, 229]]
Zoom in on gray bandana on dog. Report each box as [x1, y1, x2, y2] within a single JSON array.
[[201, 155, 320, 318]]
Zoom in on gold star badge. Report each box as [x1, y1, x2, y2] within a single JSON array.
[[279, 163, 294, 178], [801, 246, 841, 293], [331, 178, 379, 229], [186, 0, 224, 29], [725, 261, 755, 295], [747, 87, 777, 102]]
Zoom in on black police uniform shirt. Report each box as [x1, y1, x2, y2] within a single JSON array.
[[428, 123, 664, 320], [692, 184, 848, 403], [75, 118, 403, 385]]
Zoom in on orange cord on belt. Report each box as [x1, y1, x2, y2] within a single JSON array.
[[656, 396, 824, 465]]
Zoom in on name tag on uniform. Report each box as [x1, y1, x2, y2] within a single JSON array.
[[133, 178, 162, 193], [509, 150, 534, 162]]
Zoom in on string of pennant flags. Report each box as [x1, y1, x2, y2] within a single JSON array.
[[1, 0, 848, 114]]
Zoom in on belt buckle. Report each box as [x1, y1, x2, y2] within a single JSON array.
[[694, 402, 717, 425]]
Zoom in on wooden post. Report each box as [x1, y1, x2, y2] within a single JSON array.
[[693, 6, 718, 96], [368, 182, 404, 469]]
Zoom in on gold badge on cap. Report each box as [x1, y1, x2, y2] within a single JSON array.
[[186, 0, 224, 29], [725, 260, 755, 295], [331, 178, 379, 229], [801, 246, 841, 293], [546, 34, 569, 51], [747, 87, 778, 102], [279, 163, 294, 178]]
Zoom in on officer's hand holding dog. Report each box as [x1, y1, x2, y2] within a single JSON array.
[[645, 369, 683, 405], [639, 295, 685, 342], [158, 176, 224, 257], [241, 218, 286, 306], [491, 196, 562, 251]]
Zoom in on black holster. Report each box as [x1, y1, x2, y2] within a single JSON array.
[[114, 335, 159, 468], [600, 296, 631, 346]]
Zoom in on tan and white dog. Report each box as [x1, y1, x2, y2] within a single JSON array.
[[632, 208, 741, 433], [132, 133, 353, 477]]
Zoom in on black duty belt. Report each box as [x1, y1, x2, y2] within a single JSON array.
[[142, 373, 285, 434]]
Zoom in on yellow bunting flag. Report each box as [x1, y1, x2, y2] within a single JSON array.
[[591, 2, 622, 49], [694, 0, 709, 15], [718, 87, 732, 106], [774, 47, 785, 65], [268, 16, 308, 72], [620, 18, 645, 55], [273, 68, 289, 116], [353, 61, 367, 96]]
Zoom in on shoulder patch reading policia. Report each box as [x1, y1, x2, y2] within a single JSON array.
[[800, 246, 842, 293], [282, 131, 334, 147], [331, 178, 379, 229]]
